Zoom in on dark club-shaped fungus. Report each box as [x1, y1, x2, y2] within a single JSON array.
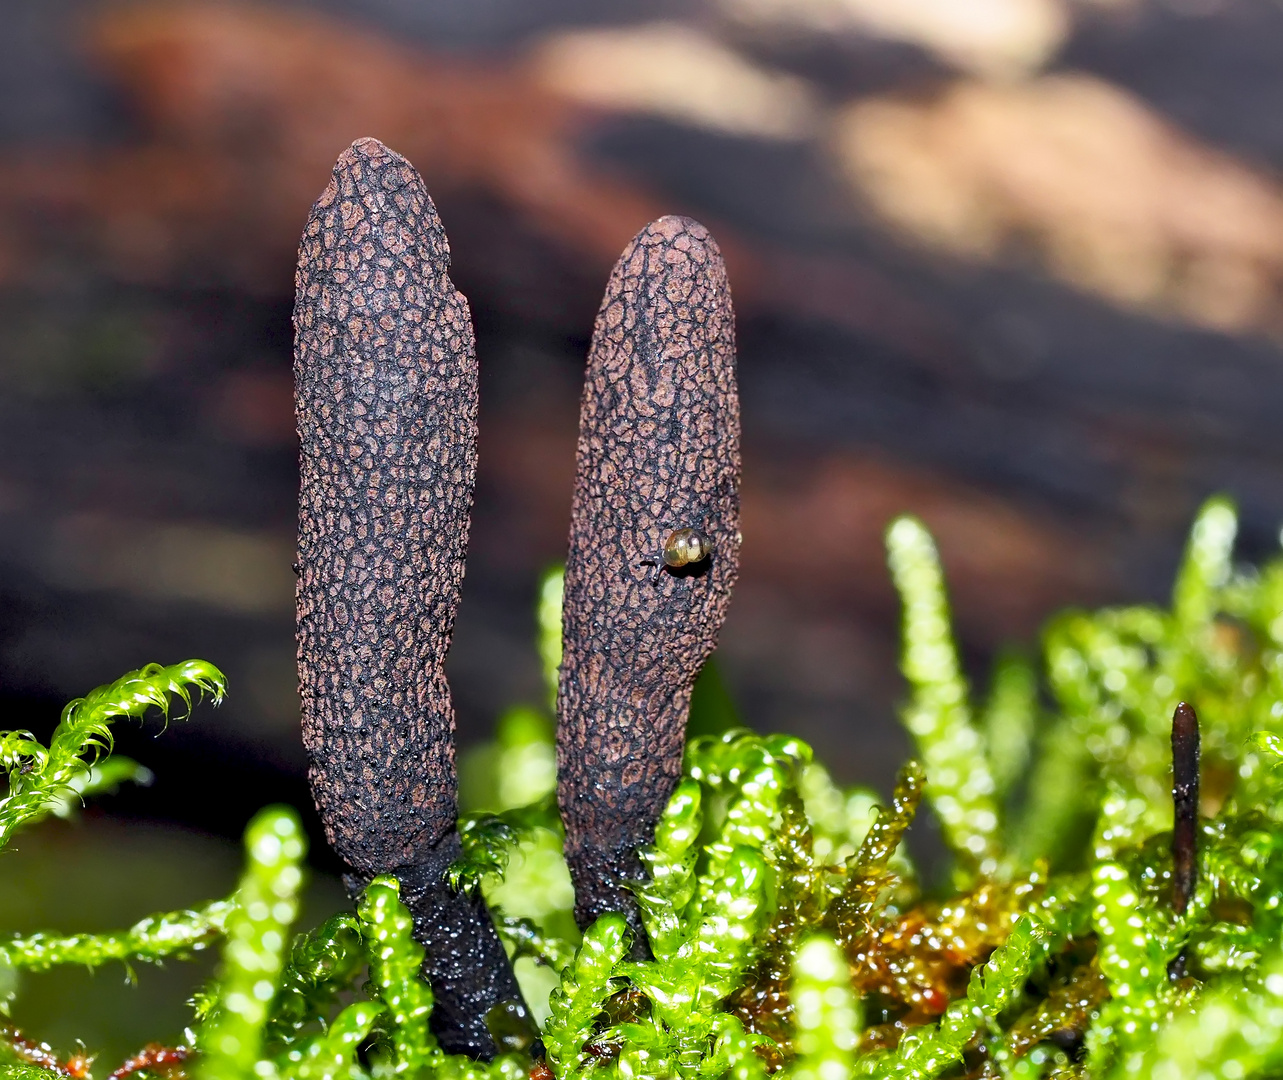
[[557, 216, 742, 948], [294, 138, 527, 1057]]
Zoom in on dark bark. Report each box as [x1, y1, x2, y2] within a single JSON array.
[[556, 216, 741, 950], [294, 137, 525, 1057]]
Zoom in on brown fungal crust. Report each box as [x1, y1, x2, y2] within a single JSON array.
[[557, 215, 741, 943], [294, 137, 523, 1057]]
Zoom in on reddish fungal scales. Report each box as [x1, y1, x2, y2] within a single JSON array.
[[294, 137, 525, 1058], [557, 215, 741, 945]]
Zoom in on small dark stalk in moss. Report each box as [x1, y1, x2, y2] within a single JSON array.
[[1168, 699, 1200, 980]]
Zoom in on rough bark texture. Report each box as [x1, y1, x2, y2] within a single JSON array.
[[557, 215, 741, 948], [294, 137, 524, 1058]]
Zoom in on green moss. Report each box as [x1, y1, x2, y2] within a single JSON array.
[[15, 498, 1283, 1078], [358, 878, 438, 1076], [1, 900, 232, 974], [0, 660, 225, 850], [886, 517, 1000, 878], [196, 807, 307, 1080], [788, 936, 857, 1080], [264, 914, 364, 1049]]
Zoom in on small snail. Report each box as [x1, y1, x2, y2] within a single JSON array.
[[641, 527, 713, 583]]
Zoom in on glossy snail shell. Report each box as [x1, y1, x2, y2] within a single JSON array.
[[661, 527, 713, 568]]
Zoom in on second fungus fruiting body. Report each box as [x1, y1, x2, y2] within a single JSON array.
[[556, 216, 742, 946], [293, 137, 526, 1058]]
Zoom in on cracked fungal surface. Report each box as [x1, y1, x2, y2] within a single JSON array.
[[557, 215, 742, 948], [294, 137, 524, 1058]]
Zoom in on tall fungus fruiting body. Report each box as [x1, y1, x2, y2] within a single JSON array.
[[558, 216, 742, 950], [294, 137, 524, 1058]]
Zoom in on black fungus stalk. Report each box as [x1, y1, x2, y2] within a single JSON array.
[[1168, 700, 1200, 980], [557, 216, 741, 952], [294, 137, 527, 1057]]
